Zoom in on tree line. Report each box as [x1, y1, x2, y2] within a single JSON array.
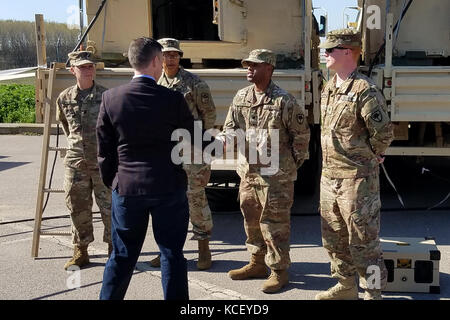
[[0, 20, 81, 70]]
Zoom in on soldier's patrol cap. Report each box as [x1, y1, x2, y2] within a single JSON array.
[[68, 51, 96, 66], [157, 38, 183, 55], [318, 28, 362, 49], [242, 49, 276, 68]]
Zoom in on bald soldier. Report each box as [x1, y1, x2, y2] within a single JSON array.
[[218, 49, 310, 293], [56, 51, 112, 270], [315, 29, 394, 300], [148, 38, 216, 270]]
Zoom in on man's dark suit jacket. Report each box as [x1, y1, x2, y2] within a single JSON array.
[[96, 76, 195, 196]]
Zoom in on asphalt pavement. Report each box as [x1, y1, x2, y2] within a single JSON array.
[[1, 133, 449, 302]]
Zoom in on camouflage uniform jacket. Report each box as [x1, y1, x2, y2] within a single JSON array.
[[56, 82, 107, 169], [158, 67, 216, 129], [223, 81, 310, 185], [320, 70, 394, 178]]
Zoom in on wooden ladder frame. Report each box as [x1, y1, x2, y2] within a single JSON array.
[[31, 62, 70, 258]]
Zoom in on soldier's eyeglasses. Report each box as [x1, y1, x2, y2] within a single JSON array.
[[325, 47, 348, 53]]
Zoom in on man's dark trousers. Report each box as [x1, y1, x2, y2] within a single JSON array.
[[100, 188, 189, 300]]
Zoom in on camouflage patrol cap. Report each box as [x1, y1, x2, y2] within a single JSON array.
[[157, 38, 183, 55], [242, 49, 276, 68], [68, 51, 96, 66], [319, 28, 362, 49]]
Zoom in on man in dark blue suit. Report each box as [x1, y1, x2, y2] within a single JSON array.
[[97, 37, 195, 300]]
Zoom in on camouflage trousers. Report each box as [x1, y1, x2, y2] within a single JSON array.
[[319, 173, 387, 290], [64, 165, 111, 246], [184, 163, 213, 240], [239, 178, 294, 270]]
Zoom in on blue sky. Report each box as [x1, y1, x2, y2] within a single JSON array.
[[313, 0, 359, 32], [0, 0, 358, 31], [0, 0, 81, 24]]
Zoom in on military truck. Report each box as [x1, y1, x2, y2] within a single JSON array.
[[355, 0, 450, 157], [32, 0, 450, 214], [34, 0, 324, 210]]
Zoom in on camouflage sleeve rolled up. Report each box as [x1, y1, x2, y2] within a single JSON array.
[[282, 96, 311, 168], [195, 81, 216, 130], [55, 94, 70, 137], [360, 88, 394, 155]]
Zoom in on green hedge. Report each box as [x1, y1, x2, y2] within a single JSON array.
[[0, 84, 35, 123]]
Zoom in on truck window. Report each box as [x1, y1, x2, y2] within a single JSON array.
[[152, 0, 220, 41]]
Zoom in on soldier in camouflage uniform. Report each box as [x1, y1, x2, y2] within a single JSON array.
[[218, 49, 310, 293], [315, 29, 394, 300], [56, 51, 112, 270], [148, 38, 216, 270]]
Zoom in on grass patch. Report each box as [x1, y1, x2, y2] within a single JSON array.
[[0, 84, 35, 123]]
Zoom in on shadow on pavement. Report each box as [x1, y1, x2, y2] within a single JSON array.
[[0, 161, 30, 172]]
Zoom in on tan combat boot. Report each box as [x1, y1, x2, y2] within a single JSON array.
[[228, 254, 269, 280], [149, 254, 161, 268], [315, 277, 358, 300], [64, 245, 89, 270], [197, 239, 212, 270], [262, 269, 289, 293], [364, 289, 382, 300]]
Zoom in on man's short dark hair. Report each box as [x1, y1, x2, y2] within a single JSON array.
[[128, 37, 163, 70]]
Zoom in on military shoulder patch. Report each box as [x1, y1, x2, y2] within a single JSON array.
[[370, 110, 383, 122], [297, 113, 305, 125], [201, 93, 210, 104]]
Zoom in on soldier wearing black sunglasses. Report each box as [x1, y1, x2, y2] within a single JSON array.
[[315, 29, 394, 301], [325, 46, 349, 54]]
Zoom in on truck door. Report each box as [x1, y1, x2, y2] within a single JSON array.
[[214, 0, 247, 43]]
